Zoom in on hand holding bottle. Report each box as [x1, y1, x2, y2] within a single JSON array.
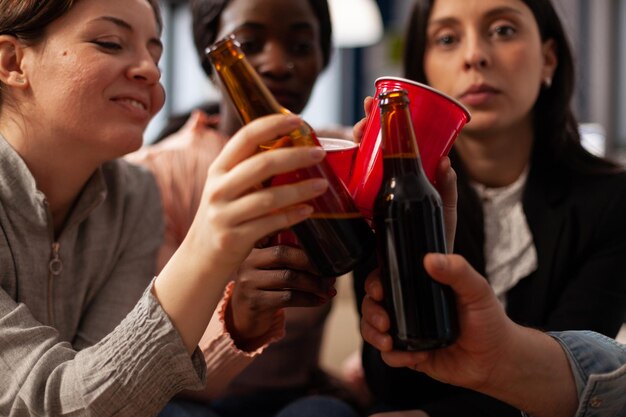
[[208, 35, 376, 276], [360, 254, 578, 417], [154, 114, 330, 353]]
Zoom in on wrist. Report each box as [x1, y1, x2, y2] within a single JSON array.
[[224, 299, 285, 352], [482, 324, 577, 417]]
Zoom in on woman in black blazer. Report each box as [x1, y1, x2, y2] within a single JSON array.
[[353, 0, 626, 415]]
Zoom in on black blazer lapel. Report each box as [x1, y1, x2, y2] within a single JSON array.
[[505, 160, 570, 326]]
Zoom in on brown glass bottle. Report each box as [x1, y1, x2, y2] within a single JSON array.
[[206, 35, 375, 277], [373, 89, 458, 350]]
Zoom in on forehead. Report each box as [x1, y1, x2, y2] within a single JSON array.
[[219, 0, 319, 34], [55, 0, 159, 35], [429, 0, 534, 22]]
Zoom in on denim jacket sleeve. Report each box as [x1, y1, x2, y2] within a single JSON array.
[[549, 330, 626, 417]]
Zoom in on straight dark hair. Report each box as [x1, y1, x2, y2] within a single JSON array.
[[403, 0, 621, 175]]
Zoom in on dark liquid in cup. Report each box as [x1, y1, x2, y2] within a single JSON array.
[[293, 215, 376, 276], [270, 163, 375, 276]]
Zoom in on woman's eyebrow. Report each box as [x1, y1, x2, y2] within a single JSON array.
[[484, 6, 524, 18], [232, 21, 315, 31], [428, 6, 523, 27], [92, 16, 163, 51], [95, 15, 133, 31]]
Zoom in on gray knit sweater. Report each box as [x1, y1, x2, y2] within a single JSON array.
[[0, 136, 205, 416]]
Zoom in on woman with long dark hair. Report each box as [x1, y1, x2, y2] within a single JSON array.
[[354, 0, 626, 415]]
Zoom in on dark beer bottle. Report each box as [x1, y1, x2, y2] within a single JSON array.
[[206, 34, 375, 277], [373, 89, 458, 350]]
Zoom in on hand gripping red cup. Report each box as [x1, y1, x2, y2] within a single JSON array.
[[347, 76, 471, 220]]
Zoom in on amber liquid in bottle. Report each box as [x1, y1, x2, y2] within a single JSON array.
[[373, 89, 458, 350], [207, 35, 375, 276]]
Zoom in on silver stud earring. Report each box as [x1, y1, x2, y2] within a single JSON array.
[[543, 76, 552, 88], [15, 78, 25, 84]]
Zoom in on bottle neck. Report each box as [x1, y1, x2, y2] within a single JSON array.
[[380, 102, 424, 175], [209, 38, 289, 123]]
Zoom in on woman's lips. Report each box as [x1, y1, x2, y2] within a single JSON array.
[[111, 94, 151, 120], [459, 85, 499, 106], [268, 88, 302, 111]]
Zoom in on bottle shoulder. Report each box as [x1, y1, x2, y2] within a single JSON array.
[[381, 172, 438, 195]]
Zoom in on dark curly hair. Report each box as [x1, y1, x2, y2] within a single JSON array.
[[190, 0, 332, 77]]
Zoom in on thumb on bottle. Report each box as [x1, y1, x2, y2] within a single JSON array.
[[425, 253, 494, 304]]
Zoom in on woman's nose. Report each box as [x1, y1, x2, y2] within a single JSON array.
[[463, 35, 490, 70], [256, 44, 294, 78], [127, 55, 161, 84]]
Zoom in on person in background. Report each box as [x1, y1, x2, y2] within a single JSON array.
[[0, 0, 331, 415], [128, 1, 364, 416], [360, 254, 626, 417], [353, 0, 626, 415]]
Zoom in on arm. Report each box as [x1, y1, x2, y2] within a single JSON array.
[[153, 114, 328, 354], [134, 112, 336, 395], [550, 331, 626, 417], [0, 115, 329, 416], [0, 282, 205, 417], [0, 161, 203, 417], [360, 254, 579, 417], [184, 242, 337, 400], [225, 245, 336, 350]]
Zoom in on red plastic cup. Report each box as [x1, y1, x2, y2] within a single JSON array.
[[318, 137, 358, 185], [272, 137, 358, 247], [348, 76, 471, 220]]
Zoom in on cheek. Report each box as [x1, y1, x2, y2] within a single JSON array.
[[503, 44, 543, 84], [503, 46, 544, 105], [294, 55, 323, 90], [301, 65, 321, 88], [152, 83, 166, 115], [423, 53, 456, 93]]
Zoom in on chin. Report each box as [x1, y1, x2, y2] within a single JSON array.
[[462, 113, 502, 134], [110, 132, 145, 158]]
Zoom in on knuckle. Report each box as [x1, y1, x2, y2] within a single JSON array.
[[246, 298, 262, 313], [255, 155, 274, 176], [205, 208, 222, 226], [204, 180, 227, 204], [278, 268, 296, 283], [257, 192, 278, 211], [212, 230, 238, 251], [279, 291, 294, 304], [271, 245, 290, 261], [448, 166, 458, 183]]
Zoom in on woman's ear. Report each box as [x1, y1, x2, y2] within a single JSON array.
[[0, 35, 29, 88], [541, 38, 558, 87]]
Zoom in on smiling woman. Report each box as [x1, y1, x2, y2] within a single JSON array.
[[0, 0, 329, 416]]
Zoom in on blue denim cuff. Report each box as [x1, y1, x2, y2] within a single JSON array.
[[549, 331, 626, 395], [549, 330, 626, 417]]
